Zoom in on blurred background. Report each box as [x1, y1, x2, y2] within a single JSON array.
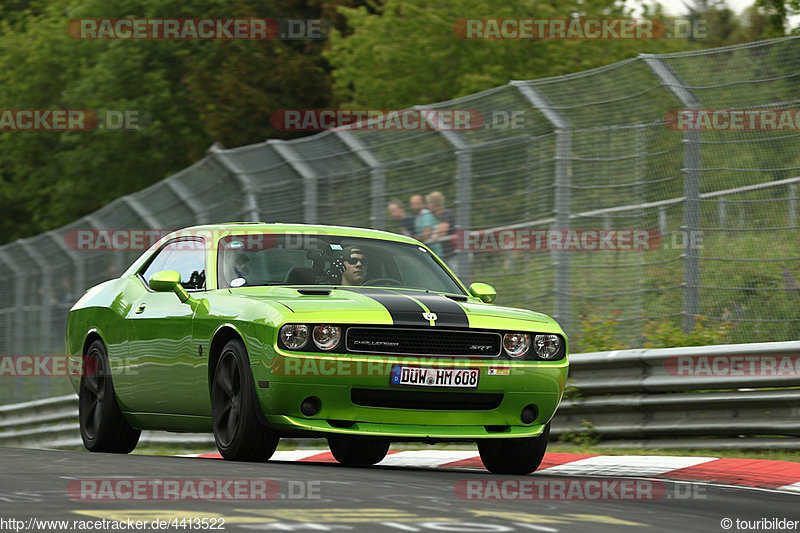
[[1, 0, 799, 405]]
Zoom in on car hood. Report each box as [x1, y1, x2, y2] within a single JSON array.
[[228, 286, 560, 332]]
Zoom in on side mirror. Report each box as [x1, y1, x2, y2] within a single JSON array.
[[469, 282, 496, 303], [150, 270, 181, 292], [149, 270, 190, 303], [148, 270, 210, 314]]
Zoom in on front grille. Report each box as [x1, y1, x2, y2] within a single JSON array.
[[346, 327, 501, 357], [351, 388, 503, 410]]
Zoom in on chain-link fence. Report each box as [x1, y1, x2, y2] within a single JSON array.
[[2, 36, 799, 404]]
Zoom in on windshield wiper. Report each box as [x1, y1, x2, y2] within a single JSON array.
[[433, 292, 468, 301]]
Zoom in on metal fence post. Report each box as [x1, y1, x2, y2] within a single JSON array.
[[166, 173, 207, 225], [0, 249, 25, 402], [48, 231, 85, 299], [512, 82, 572, 333], [83, 213, 129, 279], [641, 54, 701, 333], [0, 250, 25, 356], [415, 106, 474, 282], [633, 126, 647, 345], [48, 230, 86, 362], [123, 196, 161, 229], [208, 144, 260, 222], [270, 141, 318, 224], [790, 183, 797, 228], [18, 241, 50, 346], [335, 131, 386, 230], [18, 240, 53, 397]]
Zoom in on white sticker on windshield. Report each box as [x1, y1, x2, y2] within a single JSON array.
[[230, 277, 246, 287], [230, 240, 244, 249], [330, 244, 343, 250], [418, 246, 427, 252]]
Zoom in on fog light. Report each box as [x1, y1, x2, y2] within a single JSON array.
[[520, 404, 538, 424], [300, 397, 321, 416]]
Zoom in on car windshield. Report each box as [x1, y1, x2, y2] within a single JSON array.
[[217, 233, 464, 293]]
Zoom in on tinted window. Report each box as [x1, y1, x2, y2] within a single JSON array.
[[142, 240, 206, 290]]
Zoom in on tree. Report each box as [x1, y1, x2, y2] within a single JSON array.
[[0, 0, 359, 242], [755, 0, 798, 35], [326, 0, 698, 109]]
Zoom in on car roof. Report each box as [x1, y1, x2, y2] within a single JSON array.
[[171, 222, 420, 245]]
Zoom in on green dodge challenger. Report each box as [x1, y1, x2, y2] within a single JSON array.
[[67, 223, 568, 474]]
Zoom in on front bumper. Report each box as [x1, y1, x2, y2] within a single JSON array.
[[252, 351, 568, 440]]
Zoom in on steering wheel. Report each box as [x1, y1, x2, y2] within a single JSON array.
[[364, 277, 402, 286]]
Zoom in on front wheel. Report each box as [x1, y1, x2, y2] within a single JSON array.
[[477, 423, 550, 475], [211, 339, 279, 461], [328, 437, 390, 465], [79, 339, 141, 453]]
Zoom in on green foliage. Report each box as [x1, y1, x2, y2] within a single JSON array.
[[641, 316, 733, 348], [557, 420, 600, 446], [561, 379, 583, 401], [0, 0, 351, 243], [575, 311, 734, 352], [755, 0, 800, 35], [326, 0, 699, 109], [0, 0, 777, 245], [576, 309, 630, 352]]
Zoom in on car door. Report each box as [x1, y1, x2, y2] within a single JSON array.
[[123, 237, 208, 415]]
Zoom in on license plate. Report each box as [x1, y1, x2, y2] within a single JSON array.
[[390, 365, 479, 389]]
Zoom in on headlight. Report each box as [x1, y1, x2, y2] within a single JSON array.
[[313, 324, 341, 350], [503, 333, 531, 358], [534, 334, 561, 359], [280, 324, 309, 350]]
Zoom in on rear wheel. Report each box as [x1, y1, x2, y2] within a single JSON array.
[[79, 339, 141, 453], [328, 437, 390, 465], [211, 339, 279, 461], [478, 423, 550, 475]]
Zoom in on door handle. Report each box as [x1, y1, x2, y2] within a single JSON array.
[[135, 303, 146, 314]]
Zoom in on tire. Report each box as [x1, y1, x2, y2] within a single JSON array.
[[211, 339, 279, 461], [477, 423, 550, 475], [79, 339, 141, 453], [328, 437, 390, 466]]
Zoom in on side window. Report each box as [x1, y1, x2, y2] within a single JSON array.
[[141, 240, 206, 290]]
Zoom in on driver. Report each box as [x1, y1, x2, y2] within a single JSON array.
[[340, 246, 367, 286]]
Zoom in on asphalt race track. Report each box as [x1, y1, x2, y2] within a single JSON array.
[[0, 448, 798, 532]]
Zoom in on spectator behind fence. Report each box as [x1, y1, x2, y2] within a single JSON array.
[[387, 199, 415, 236], [410, 194, 436, 244], [426, 191, 455, 259]]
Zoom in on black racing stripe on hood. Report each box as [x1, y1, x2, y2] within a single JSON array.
[[343, 288, 429, 326], [392, 291, 470, 328]]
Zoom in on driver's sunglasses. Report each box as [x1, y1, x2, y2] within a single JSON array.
[[345, 256, 366, 265]]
